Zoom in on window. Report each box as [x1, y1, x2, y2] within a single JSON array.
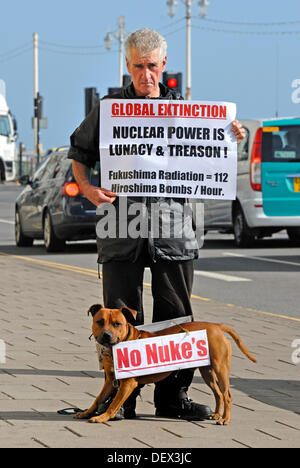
[[262, 125, 300, 162], [237, 127, 249, 161], [40, 154, 61, 181], [32, 157, 50, 185], [0, 115, 11, 137], [54, 154, 71, 179]]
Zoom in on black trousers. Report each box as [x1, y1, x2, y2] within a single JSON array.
[[102, 242, 195, 407]]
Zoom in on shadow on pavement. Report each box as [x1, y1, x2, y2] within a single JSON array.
[[0, 369, 299, 421]]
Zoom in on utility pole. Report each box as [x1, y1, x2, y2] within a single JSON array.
[[33, 33, 40, 167], [167, 0, 210, 100], [104, 16, 129, 87], [185, 0, 193, 101]]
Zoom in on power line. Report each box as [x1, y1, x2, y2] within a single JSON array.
[[39, 39, 106, 50], [163, 25, 186, 37], [192, 24, 300, 35], [0, 42, 32, 58], [194, 16, 300, 27], [39, 46, 119, 56], [158, 17, 186, 31], [0, 46, 32, 63]]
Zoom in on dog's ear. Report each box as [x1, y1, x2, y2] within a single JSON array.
[[87, 304, 103, 317], [121, 307, 137, 326]]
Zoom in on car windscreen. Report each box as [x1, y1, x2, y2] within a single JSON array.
[[262, 125, 300, 162], [0, 115, 11, 137]]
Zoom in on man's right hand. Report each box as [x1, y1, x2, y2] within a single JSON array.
[[84, 185, 117, 207], [72, 160, 117, 208]]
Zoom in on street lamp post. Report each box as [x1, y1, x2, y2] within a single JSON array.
[[167, 0, 210, 100], [104, 16, 129, 87]]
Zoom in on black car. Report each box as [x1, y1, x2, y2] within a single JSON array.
[[15, 148, 98, 252]]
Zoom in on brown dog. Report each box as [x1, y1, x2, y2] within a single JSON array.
[[74, 304, 257, 425]]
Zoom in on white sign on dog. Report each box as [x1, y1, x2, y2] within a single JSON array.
[[113, 330, 210, 380]]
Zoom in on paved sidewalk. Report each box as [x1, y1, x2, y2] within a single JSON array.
[[0, 252, 299, 448]]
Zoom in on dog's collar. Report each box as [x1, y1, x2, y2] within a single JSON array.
[[126, 325, 142, 341]]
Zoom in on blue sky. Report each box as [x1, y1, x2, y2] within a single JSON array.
[[1, 0, 300, 152]]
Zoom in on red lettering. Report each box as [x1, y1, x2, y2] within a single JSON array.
[[211, 105, 219, 118], [169, 341, 182, 361], [112, 103, 119, 116], [126, 103, 133, 116], [141, 104, 148, 116], [134, 103, 141, 116], [118, 103, 125, 116], [146, 343, 158, 365], [219, 105, 227, 119], [192, 105, 199, 117], [116, 348, 129, 368], [199, 105, 206, 117], [158, 103, 165, 116], [181, 342, 192, 359], [130, 349, 141, 367], [196, 340, 208, 357], [158, 345, 171, 363]]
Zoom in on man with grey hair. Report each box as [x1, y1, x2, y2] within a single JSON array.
[[68, 27, 245, 421]]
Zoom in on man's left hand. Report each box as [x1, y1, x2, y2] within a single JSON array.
[[231, 120, 246, 143]]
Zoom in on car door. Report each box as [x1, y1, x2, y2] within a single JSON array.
[[20, 158, 50, 234], [28, 155, 61, 233]]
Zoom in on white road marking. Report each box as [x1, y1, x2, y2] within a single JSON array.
[[146, 265, 251, 282], [224, 252, 300, 268], [0, 219, 14, 225], [193, 270, 251, 282]]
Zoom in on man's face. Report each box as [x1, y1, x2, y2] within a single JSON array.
[[126, 47, 167, 98]]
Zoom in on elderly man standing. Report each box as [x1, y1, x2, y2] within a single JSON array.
[[68, 28, 245, 421]]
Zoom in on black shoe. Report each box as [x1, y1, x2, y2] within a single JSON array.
[[123, 384, 143, 419], [155, 398, 212, 421], [123, 408, 137, 419]]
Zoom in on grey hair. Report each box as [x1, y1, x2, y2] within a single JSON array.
[[125, 28, 167, 62]]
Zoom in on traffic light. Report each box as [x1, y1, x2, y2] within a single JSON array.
[[107, 75, 132, 95], [85, 88, 99, 116], [34, 93, 43, 119], [108, 87, 123, 95], [122, 74, 131, 87], [162, 72, 183, 95]]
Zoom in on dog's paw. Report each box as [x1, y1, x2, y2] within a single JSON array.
[[209, 412, 221, 421], [216, 418, 230, 426], [73, 411, 92, 420], [89, 413, 110, 424]]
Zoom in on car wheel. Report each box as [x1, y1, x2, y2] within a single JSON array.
[[287, 228, 300, 244], [43, 211, 65, 252], [233, 206, 255, 248], [15, 210, 34, 247], [0, 160, 5, 182]]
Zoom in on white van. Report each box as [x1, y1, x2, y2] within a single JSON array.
[[0, 80, 18, 182], [204, 117, 300, 247]]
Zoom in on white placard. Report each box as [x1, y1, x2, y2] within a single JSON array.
[[113, 330, 210, 380], [100, 99, 237, 200]]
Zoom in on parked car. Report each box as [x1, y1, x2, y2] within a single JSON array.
[[204, 117, 300, 247], [15, 148, 99, 252]]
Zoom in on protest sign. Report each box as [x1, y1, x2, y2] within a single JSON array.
[[112, 330, 210, 380], [100, 99, 237, 199]]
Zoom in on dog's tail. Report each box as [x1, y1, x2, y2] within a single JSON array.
[[220, 325, 257, 363]]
